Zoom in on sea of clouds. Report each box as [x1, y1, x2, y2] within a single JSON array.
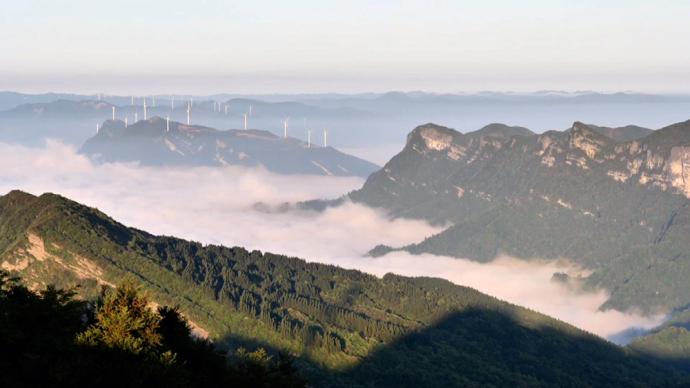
[[0, 140, 665, 342]]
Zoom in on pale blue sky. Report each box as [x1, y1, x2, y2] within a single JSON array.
[[2, 0, 690, 94]]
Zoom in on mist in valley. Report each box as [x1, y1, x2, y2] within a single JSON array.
[[0, 140, 666, 342]]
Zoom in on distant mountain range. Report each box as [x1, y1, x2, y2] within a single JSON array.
[[4, 90, 690, 112], [3, 91, 690, 150], [0, 190, 685, 386], [302, 120, 690, 315], [79, 117, 379, 177], [0, 99, 116, 119]]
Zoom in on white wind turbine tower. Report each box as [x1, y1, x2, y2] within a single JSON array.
[[96, 122, 100, 134], [283, 117, 290, 138], [143, 99, 148, 120], [243, 113, 248, 130], [249, 104, 253, 116], [323, 128, 328, 147], [135, 111, 138, 122], [125, 117, 128, 128], [166, 116, 170, 132], [186, 102, 191, 125], [224, 104, 228, 115], [307, 129, 312, 148], [131, 96, 134, 105], [112, 106, 116, 121]]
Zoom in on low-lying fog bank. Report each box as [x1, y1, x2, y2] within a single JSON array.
[[0, 140, 665, 341]]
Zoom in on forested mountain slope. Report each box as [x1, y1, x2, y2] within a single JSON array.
[[0, 190, 685, 385]]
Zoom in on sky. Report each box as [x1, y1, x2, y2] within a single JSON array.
[[2, 0, 690, 94]]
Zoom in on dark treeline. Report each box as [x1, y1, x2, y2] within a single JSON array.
[[0, 270, 305, 387]]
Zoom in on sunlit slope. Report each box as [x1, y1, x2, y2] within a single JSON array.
[[350, 120, 690, 312]]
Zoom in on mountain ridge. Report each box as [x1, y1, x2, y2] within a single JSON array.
[[79, 117, 379, 177]]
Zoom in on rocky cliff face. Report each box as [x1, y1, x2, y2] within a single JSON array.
[[350, 119, 690, 312], [354, 121, 690, 212]]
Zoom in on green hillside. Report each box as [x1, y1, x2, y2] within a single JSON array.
[[0, 190, 686, 386]]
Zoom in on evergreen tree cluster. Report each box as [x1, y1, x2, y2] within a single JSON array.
[[0, 271, 305, 387]]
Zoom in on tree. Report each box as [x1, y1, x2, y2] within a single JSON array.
[[76, 281, 163, 357]]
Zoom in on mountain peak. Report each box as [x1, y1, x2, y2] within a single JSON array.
[[584, 123, 653, 142], [1, 190, 36, 205], [643, 119, 690, 151], [407, 123, 460, 151], [470, 123, 534, 138], [570, 121, 611, 142], [567, 121, 612, 159]]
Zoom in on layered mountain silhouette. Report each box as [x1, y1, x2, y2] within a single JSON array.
[[0, 190, 686, 386], [79, 117, 378, 176]]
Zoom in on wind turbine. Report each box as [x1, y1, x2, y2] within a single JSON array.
[[307, 129, 312, 148], [283, 117, 290, 138], [224, 104, 228, 115], [112, 106, 115, 121], [143, 99, 148, 120], [96, 122, 100, 134], [166, 116, 170, 132], [249, 104, 253, 116], [131, 96, 134, 105], [125, 117, 128, 128], [243, 113, 248, 130], [135, 111, 138, 122], [323, 128, 328, 147], [187, 102, 191, 125]]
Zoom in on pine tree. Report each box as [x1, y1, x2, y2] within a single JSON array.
[[76, 281, 162, 356]]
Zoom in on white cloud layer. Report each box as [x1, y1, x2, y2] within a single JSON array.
[[0, 140, 665, 341]]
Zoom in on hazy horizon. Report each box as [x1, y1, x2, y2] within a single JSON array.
[[3, 0, 690, 94], [4, 88, 690, 97]]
